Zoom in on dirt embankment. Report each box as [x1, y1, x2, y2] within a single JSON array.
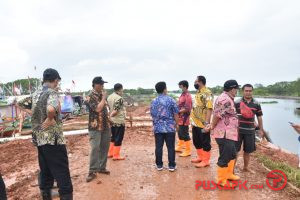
[[1, 106, 299, 200]]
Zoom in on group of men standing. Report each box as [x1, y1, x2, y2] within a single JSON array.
[[12, 69, 127, 200], [1, 68, 265, 199], [150, 76, 264, 187]]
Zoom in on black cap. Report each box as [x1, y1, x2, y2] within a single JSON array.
[[43, 68, 61, 81], [92, 76, 107, 86], [224, 80, 240, 90]]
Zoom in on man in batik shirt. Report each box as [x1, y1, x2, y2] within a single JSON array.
[[85, 77, 111, 182], [211, 80, 241, 187], [176, 80, 192, 157], [150, 82, 179, 172], [18, 68, 73, 200], [190, 76, 213, 168]]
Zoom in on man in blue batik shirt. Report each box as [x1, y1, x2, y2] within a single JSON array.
[[150, 82, 179, 172]]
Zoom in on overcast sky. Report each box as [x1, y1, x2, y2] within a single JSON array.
[[0, 0, 299, 91]]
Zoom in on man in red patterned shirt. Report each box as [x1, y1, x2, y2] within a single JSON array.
[[175, 80, 193, 157]]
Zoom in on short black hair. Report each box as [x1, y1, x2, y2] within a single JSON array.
[[197, 76, 206, 85], [155, 82, 167, 94], [178, 80, 189, 89], [242, 84, 253, 90], [114, 83, 123, 91]]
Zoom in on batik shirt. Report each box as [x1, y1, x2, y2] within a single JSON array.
[[150, 94, 179, 134], [190, 87, 213, 128], [107, 92, 126, 127], [18, 84, 64, 146], [211, 92, 239, 141], [178, 91, 192, 126], [85, 89, 110, 131]]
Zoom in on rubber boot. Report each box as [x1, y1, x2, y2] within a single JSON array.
[[191, 149, 202, 163], [195, 150, 210, 168], [179, 141, 191, 157], [40, 190, 52, 200], [108, 142, 114, 158], [217, 166, 229, 187], [113, 146, 125, 161], [227, 160, 240, 181], [217, 166, 235, 188], [175, 140, 185, 152]]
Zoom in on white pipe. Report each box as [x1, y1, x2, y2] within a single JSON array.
[[0, 129, 88, 143]]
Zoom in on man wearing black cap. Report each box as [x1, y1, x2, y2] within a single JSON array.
[[85, 77, 111, 182], [210, 80, 240, 187], [18, 68, 73, 200]]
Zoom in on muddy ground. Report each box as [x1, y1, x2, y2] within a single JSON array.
[[1, 106, 300, 200]]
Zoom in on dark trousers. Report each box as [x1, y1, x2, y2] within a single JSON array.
[[0, 174, 7, 200], [216, 138, 237, 167], [155, 132, 176, 168], [178, 125, 191, 141], [192, 126, 211, 151], [38, 145, 73, 195], [111, 125, 125, 146]]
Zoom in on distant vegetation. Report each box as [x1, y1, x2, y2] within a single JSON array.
[[207, 78, 300, 97], [1, 78, 300, 97], [0, 78, 41, 95]]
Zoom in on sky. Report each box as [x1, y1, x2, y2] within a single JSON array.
[[0, 0, 299, 91]]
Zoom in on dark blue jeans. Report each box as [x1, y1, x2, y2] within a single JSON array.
[[155, 132, 176, 168], [0, 174, 7, 200]]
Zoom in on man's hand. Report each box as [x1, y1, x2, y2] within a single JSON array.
[[102, 90, 107, 100], [258, 129, 264, 137], [203, 124, 211, 133], [176, 124, 179, 132], [41, 118, 56, 130]]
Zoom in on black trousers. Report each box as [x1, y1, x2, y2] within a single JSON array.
[[192, 126, 211, 151], [155, 132, 176, 168], [38, 144, 73, 195], [216, 138, 237, 167], [0, 174, 7, 200], [178, 125, 191, 141], [111, 125, 125, 146]]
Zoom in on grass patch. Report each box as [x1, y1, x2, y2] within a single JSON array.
[[256, 153, 300, 188]]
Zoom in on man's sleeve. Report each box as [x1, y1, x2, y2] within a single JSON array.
[[256, 104, 263, 117], [172, 99, 179, 114], [88, 94, 99, 112], [47, 92, 60, 112], [150, 101, 155, 118], [184, 95, 192, 112], [113, 98, 124, 111], [213, 99, 231, 119]]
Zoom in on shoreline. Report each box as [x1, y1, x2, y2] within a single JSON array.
[[254, 95, 300, 100]]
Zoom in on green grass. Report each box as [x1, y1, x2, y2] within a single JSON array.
[[256, 153, 300, 188]]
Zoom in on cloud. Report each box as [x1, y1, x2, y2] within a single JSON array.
[[0, 0, 299, 91]]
